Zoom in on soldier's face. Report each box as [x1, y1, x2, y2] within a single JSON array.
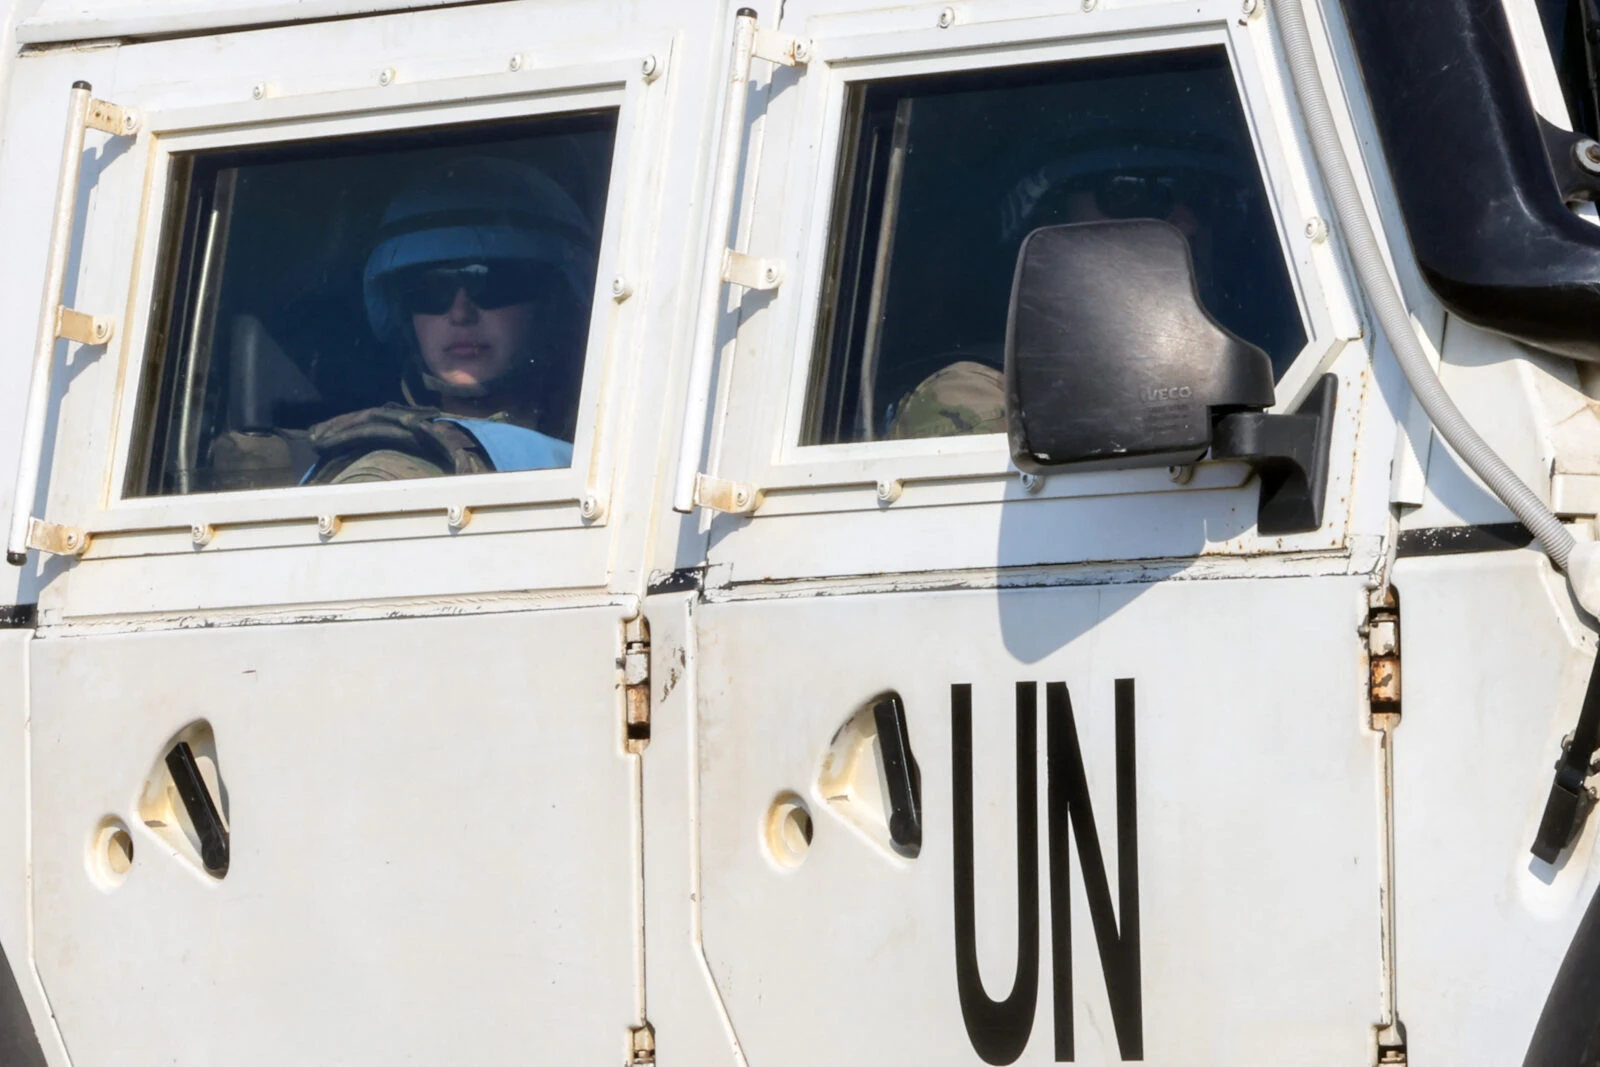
[[412, 286, 537, 387]]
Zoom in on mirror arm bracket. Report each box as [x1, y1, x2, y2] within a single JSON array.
[[1210, 373, 1338, 535]]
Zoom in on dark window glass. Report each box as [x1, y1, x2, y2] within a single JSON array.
[[130, 111, 616, 496], [803, 48, 1306, 445], [1536, 0, 1600, 139]]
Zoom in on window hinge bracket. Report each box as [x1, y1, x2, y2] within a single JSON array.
[[623, 617, 651, 754], [721, 249, 784, 291], [85, 97, 140, 137], [752, 29, 812, 66], [1365, 587, 1400, 725], [693, 473, 763, 515], [24, 517, 88, 559], [55, 306, 113, 346]]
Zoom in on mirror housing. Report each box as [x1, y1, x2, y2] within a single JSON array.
[[1005, 220, 1275, 471], [1005, 220, 1337, 533]]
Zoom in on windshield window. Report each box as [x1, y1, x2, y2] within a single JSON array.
[[129, 111, 616, 495], [802, 47, 1305, 445]]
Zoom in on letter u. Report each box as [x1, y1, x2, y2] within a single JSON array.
[[952, 682, 1041, 1066]]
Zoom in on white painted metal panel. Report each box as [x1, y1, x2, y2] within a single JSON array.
[[15, 0, 478, 45], [29, 608, 637, 1064], [694, 575, 1380, 1064], [1392, 550, 1600, 1065]]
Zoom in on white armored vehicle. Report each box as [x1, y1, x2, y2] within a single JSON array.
[[0, 0, 1598, 1063]]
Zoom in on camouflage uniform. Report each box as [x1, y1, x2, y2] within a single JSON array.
[[886, 360, 1008, 440], [305, 404, 493, 484]]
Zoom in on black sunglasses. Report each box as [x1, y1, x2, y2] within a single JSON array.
[[395, 261, 544, 315]]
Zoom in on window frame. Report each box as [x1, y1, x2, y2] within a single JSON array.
[[706, 1, 1360, 517], [92, 53, 662, 545]]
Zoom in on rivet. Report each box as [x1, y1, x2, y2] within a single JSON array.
[[377, 67, 395, 87], [1240, 0, 1259, 18], [792, 39, 813, 62], [611, 275, 634, 302], [1576, 139, 1600, 176], [876, 478, 904, 504], [1168, 464, 1195, 485], [509, 53, 525, 72], [1081, 0, 1097, 11], [1020, 472, 1044, 494], [580, 494, 605, 521], [251, 83, 267, 100], [641, 54, 661, 81], [446, 505, 470, 530], [190, 523, 213, 547], [937, 6, 956, 27], [1305, 216, 1329, 242], [316, 514, 341, 539]]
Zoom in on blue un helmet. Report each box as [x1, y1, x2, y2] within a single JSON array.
[[362, 156, 598, 347]]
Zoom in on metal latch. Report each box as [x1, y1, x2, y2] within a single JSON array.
[[693, 473, 763, 515], [623, 617, 651, 754]]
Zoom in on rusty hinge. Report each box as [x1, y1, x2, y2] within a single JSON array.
[[628, 1021, 655, 1065], [25, 517, 88, 558], [693, 473, 763, 515], [1365, 588, 1400, 726], [623, 616, 650, 754]]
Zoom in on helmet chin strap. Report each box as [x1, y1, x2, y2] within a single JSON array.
[[419, 371, 490, 399], [402, 353, 543, 412]]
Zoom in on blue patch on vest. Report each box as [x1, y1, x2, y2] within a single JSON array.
[[438, 418, 573, 472]]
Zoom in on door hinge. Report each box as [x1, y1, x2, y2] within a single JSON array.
[[1365, 587, 1400, 725], [628, 1021, 656, 1065], [623, 616, 650, 754]]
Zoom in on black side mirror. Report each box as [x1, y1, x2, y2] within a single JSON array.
[[1004, 220, 1337, 533]]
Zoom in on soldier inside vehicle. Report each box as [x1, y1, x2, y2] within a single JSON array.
[[809, 47, 1307, 444], [128, 112, 615, 495]]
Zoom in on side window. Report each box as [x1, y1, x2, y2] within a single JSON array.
[[803, 47, 1305, 446], [129, 111, 616, 496]]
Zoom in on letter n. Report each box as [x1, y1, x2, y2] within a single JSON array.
[[1046, 679, 1143, 1061], [952, 682, 1040, 1065]]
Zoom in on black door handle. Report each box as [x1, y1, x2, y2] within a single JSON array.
[[873, 694, 922, 855], [166, 741, 229, 876]]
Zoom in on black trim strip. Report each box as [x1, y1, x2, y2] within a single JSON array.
[[1396, 523, 1534, 558], [646, 568, 703, 596], [0, 606, 36, 630]]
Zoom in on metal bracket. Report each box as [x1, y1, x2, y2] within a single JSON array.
[[24, 517, 88, 559], [721, 249, 784, 290], [752, 28, 811, 66], [693, 473, 763, 515], [55, 306, 113, 345], [85, 97, 140, 137]]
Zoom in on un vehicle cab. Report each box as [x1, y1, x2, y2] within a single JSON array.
[[2, 0, 1600, 1063]]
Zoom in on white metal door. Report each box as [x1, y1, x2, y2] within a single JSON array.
[[679, 0, 1401, 1061], [0, 1, 709, 1060]]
